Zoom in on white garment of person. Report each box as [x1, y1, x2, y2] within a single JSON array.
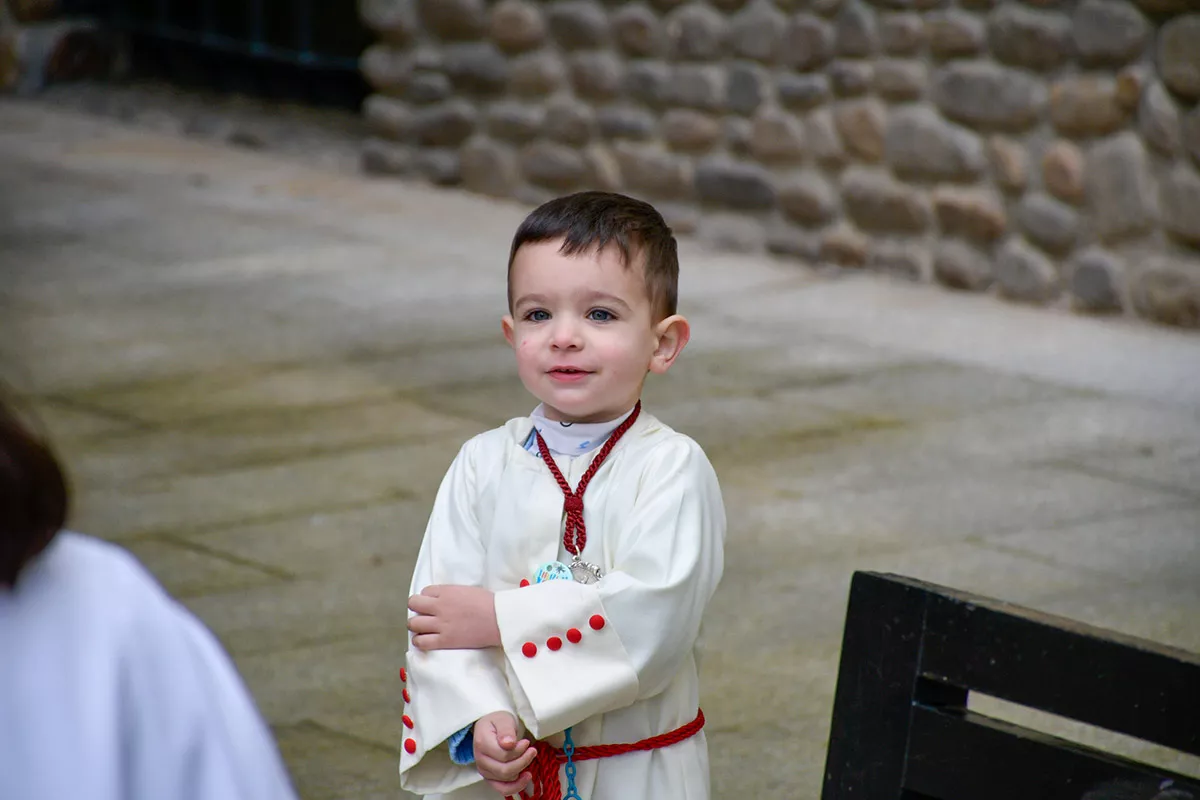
[[0, 532, 299, 800], [439, 403, 637, 758], [399, 408, 727, 799]]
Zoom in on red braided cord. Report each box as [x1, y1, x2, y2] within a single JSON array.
[[519, 749, 563, 800], [569, 709, 706, 761], [533, 402, 642, 557], [511, 709, 705, 800]]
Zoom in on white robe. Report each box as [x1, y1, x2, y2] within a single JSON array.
[[399, 411, 727, 799], [0, 533, 298, 800]]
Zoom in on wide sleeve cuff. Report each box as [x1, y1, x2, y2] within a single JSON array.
[[493, 580, 639, 739], [397, 647, 514, 795]]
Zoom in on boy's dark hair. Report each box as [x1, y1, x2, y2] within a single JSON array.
[[507, 191, 679, 320], [0, 394, 68, 589]]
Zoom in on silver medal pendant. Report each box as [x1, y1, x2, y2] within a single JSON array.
[[569, 555, 603, 585]]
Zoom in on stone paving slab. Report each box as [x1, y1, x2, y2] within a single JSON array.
[[60, 400, 481, 488], [3, 98, 1200, 800], [705, 276, 1200, 405], [1, 396, 143, 442], [902, 396, 1200, 467], [75, 367, 415, 425], [180, 499, 433, 580], [71, 440, 455, 539], [685, 368, 1079, 469], [787, 361, 1090, 418], [19, 309, 509, 399], [274, 721, 411, 800], [736, 465, 1182, 557], [700, 646, 842, 796], [1035, 574, 1200, 656], [181, 567, 405, 658], [713, 540, 1113, 656], [1068, 446, 1200, 500], [238, 637, 408, 733], [988, 505, 1200, 588], [715, 393, 1200, 504], [307, 707, 417, 773], [120, 535, 288, 598]]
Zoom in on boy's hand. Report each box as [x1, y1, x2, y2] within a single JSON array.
[[407, 585, 501, 650], [473, 711, 536, 796]]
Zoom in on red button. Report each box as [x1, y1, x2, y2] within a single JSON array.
[[402, 689, 411, 703], [404, 738, 417, 754], [589, 614, 606, 631], [522, 642, 538, 658], [520, 579, 530, 588], [403, 715, 413, 729], [566, 628, 582, 644], [399, 667, 407, 682], [547, 636, 563, 651]]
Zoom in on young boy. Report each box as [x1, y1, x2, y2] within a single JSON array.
[[398, 192, 727, 800]]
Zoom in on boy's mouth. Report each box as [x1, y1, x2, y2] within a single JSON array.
[[548, 367, 593, 381]]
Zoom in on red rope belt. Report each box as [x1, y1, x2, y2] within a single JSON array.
[[513, 709, 705, 800]]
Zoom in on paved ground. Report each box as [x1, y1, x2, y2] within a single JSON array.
[[2, 97, 1199, 799]]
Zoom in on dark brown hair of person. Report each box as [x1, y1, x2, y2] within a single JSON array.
[[507, 191, 680, 321], [0, 396, 68, 589]]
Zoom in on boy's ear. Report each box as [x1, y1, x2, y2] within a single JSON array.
[[501, 315, 515, 348], [648, 314, 690, 375]]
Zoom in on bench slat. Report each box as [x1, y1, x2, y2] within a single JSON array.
[[919, 590, 1200, 756], [821, 573, 931, 800], [821, 573, 1200, 800], [906, 705, 1200, 800]]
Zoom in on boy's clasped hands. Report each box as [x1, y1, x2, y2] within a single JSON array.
[[408, 585, 537, 795], [472, 711, 538, 796]]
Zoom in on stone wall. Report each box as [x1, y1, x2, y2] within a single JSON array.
[[357, 0, 1200, 329]]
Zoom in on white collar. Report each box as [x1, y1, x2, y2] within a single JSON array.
[[529, 404, 637, 456]]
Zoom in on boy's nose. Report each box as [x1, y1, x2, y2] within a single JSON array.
[[549, 319, 582, 349]]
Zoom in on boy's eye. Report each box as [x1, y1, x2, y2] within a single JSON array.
[[587, 309, 615, 322], [525, 309, 550, 322]]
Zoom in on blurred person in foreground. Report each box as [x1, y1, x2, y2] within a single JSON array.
[[0, 393, 298, 800]]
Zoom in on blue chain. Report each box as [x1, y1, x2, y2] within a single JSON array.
[[562, 727, 580, 800]]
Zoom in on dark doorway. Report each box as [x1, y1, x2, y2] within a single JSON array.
[[59, 0, 372, 110]]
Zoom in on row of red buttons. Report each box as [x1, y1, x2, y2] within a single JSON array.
[[522, 614, 606, 658], [399, 607, 611, 754], [399, 667, 417, 754]]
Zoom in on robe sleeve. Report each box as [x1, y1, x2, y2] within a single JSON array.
[[118, 581, 298, 800], [398, 437, 520, 796], [492, 435, 726, 739]]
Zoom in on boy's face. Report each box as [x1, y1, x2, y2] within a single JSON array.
[[502, 239, 689, 423]]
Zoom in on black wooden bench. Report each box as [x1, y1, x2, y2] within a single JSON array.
[[821, 572, 1200, 800]]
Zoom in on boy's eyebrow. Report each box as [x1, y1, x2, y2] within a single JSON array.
[[513, 293, 549, 309], [586, 292, 633, 311], [513, 292, 634, 311]]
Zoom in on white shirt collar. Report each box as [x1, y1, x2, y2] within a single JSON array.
[[529, 404, 637, 457]]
